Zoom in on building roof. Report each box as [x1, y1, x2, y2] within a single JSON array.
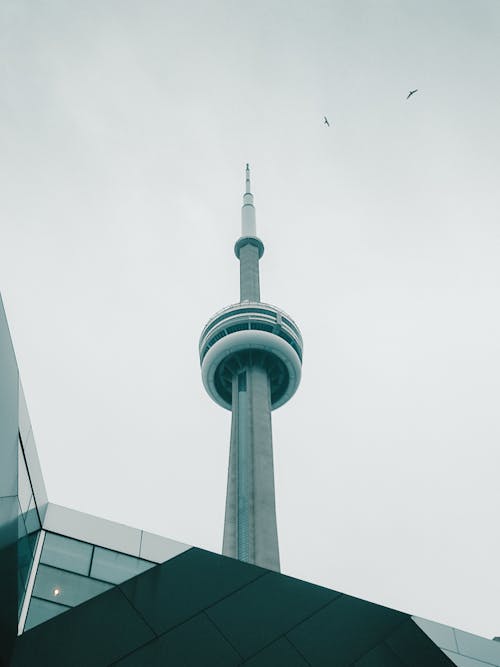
[[13, 546, 454, 666]]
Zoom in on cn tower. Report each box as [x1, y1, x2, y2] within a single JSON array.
[[199, 165, 303, 571]]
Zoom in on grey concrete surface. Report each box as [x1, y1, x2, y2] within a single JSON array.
[[223, 362, 280, 571]]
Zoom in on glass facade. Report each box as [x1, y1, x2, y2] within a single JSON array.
[[24, 532, 155, 631], [414, 617, 500, 667], [90, 546, 153, 584], [17, 437, 41, 617], [0, 297, 20, 663], [40, 532, 93, 575], [12, 548, 458, 666]]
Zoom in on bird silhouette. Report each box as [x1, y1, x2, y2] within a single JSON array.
[[323, 116, 330, 126], [406, 89, 418, 99]]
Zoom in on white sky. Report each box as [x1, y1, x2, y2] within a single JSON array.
[[2, 0, 500, 639]]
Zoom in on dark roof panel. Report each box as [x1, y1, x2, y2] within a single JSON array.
[[287, 594, 407, 666], [242, 637, 309, 667], [14, 547, 455, 667], [386, 618, 456, 667], [119, 547, 265, 636], [116, 613, 241, 667], [207, 570, 340, 658], [13, 586, 154, 667]]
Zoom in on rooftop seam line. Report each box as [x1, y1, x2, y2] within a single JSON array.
[[284, 598, 413, 663], [443, 647, 498, 666], [283, 635, 314, 667], [117, 564, 267, 640], [202, 609, 245, 661], [138, 530, 144, 558], [241, 634, 314, 667], [228, 592, 344, 664], [115, 584, 159, 639], [330, 615, 411, 667], [452, 627, 460, 653], [202, 570, 269, 613], [383, 617, 433, 661]]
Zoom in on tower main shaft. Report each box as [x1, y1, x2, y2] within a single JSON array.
[[200, 166, 303, 572], [223, 363, 278, 569]]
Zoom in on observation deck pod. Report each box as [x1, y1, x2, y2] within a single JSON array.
[[199, 302, 303, 411]]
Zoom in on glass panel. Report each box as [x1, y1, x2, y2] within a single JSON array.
[[33, 563, 112, 607], [413, 617, 457, 652], [139, 530, 189, 563], [455, 629, 500, 664], [442, 648, 491, 666], [24, 494, 40, 534], [24, 597, 70, 631], [17, 531, 39, 613], [18, 381, 32, 443], [41, 533, 93, 576], [0, 297, 18, 498], [90, 547, 154, 584], [17, 444, 32, 515], [22, 429, 49, 512], [42, 504, 141, 556], [17, 499, 27, 540]]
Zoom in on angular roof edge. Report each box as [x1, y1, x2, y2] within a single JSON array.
[[42, 502, 191, 563]]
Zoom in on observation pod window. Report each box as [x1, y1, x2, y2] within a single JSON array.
[[200, 304, 303, 369], [202, 322, 303, 363]]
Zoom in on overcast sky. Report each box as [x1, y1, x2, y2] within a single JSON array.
[[2, 0, 500, 639]]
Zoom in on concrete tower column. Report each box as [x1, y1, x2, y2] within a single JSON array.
[[239, 244, 261, 301], [223, 360, 279, 571]]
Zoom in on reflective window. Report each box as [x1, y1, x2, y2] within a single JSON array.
[[42, 505, 142, 555], [17, 438, 41, 621], [18, 500, 27, 540], [18, 531, 39, 613], [18, 439, 40, 535], [33, 564, 112, 608], [24, 494, 40, 534], [90, 547, 154, 584], [41, 533, 93, 576], [17, 444, 32, 516], [22, 532, 156, 631], [24, 597, 71, 631]]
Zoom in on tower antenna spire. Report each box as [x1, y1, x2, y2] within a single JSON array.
[[241, 163, 256, 237]]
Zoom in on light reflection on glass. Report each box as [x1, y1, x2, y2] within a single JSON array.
[[24, 532, 155, 630]]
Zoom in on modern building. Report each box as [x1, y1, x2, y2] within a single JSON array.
[[2, 169, 500, 665]]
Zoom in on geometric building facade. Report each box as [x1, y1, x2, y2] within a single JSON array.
[[2, 173, 500, 664], [11, 548, 457, 666]]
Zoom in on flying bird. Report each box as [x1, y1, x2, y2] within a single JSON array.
[[323, 116, 330, 126], [406, 89, 418, 99]]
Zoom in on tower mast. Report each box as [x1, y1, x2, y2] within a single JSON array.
[[200, 166, 303, 571], [238, 164, 262, 301]]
